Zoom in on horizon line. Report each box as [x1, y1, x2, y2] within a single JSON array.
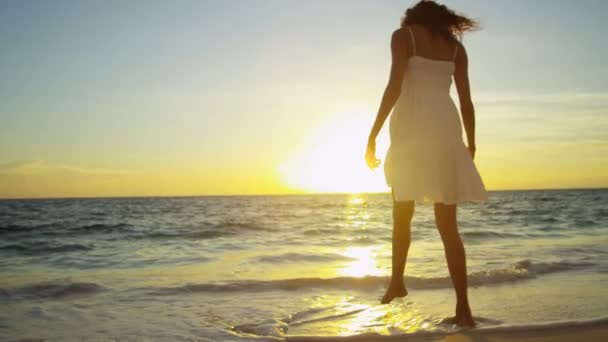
[[0, 186, 606, 201]]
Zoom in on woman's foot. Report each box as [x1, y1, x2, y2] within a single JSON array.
[[441, 304, 476, 328], [380, 283, 407, 304], [457, 303, 475, 328], [457, 314, 476, 328]]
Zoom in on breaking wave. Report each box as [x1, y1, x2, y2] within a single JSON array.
[[152, 260, 592, 294]]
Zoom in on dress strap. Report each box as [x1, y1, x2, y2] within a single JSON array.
[[452, 44, 459, 61], [407, 27, 416, 56]]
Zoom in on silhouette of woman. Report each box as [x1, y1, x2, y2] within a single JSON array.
[[365, 0, 487, 327]]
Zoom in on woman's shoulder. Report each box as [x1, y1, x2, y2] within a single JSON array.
[[389, 27, 411, 51], [391, 27, 410, 40], [392, 24, 420, 36]]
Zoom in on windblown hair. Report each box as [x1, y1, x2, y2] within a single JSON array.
[[401, 0, 479, 41]]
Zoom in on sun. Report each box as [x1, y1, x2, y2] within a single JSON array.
[[279, 111, 390, 194]]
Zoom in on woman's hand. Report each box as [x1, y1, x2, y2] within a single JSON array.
[[365, 141, 381, 169]]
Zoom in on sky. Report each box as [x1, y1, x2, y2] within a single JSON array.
[[1, 0, 607, 198]]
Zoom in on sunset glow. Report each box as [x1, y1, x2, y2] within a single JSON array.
[[279, 112, 389, 193]]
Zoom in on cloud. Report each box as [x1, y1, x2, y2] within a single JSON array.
[[0, 160, 135, 176], [474, 90, 608, 106], [0, 160, 141, 198]]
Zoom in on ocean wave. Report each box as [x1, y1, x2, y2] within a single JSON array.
[[0, 242, 93, 254], [301, 228, 338, 236], [1, 281, 106, 300], [538, 216, 561, 223], [462, 231, 522, 239], [0, 222, 132, 236], [0, 219, 270, 241], [0, 223, 55, 235], [69, 222, 133, 233], [347, 236, 377, 245], [152, 260, 593, 294], [144, 222, 273, 241], [574, 218, 598, 227], [145, 230, 234, 240], [232, 319, 289, 339], [204, 219, 276, 233], [461, 230, 566, 239], [310, 203, 344, 209]]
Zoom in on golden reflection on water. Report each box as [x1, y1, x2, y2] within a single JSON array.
[[338, 303, 387, 336], [301, 295, 434, 337], [349, 196, 366, 205], [339, 246, 383, 277], [337, 300, 435, 336], [338, 195, 385, 278]]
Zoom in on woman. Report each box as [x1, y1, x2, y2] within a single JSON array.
[[365, 0, 487, 327]]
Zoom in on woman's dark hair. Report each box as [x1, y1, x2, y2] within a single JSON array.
[[401, 0, 479, 41]]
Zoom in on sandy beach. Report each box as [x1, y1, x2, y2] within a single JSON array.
[[288, 317, 608, 341]]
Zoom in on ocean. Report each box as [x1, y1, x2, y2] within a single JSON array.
[[1, 189, 607, 341]]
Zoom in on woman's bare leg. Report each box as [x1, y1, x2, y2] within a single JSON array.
[[381, 199, 414, 304], [434, 202, 475, 327]]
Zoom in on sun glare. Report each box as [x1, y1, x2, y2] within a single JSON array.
[[279, 111, 390, 194], [339, 246, 383, 277]]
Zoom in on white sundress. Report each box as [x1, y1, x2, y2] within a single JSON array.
[[384, 27, 488, 204]]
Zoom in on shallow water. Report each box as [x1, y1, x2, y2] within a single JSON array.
[[1, 189, 607, 340]]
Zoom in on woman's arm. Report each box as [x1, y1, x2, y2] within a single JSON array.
[[453, 43, 476, 159], [366, 29, 409, 169]]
